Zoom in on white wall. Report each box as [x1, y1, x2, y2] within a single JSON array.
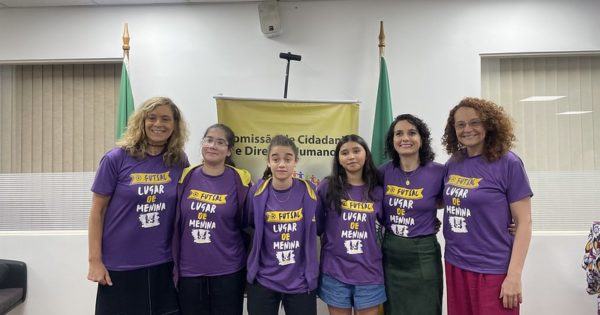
[[1, 0, 599, 314], [2, 0, 599, 164]]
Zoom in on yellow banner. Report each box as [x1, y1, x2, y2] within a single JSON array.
[[215, 97, 359, 186]]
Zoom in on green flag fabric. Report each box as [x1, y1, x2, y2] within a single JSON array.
[[371, 56, 393, 166], [116, 57, 134, 140]]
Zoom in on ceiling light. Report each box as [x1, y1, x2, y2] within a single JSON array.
[[556, 111, 592, 115], [520, 96, 565, 102]]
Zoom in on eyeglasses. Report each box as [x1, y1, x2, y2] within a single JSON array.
[[201, 137, 228, 147], [454, 119, 483, 130]]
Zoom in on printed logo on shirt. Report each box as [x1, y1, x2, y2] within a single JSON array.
[[448, 216, 468, 233], [445, 173, 476, 233], [130, 172, 172, 185], [344, 239, 363, 254], [134, 171, 171, 229], [385, 185, 424, 200], [390, 224, 409, 237], [446, 175, 482, 189], [341, 200, 374, 213], [139, 212, 160, 228], [187, 189, 227, 205], [276, 250, 296, 265], [267, 209, 302, 266], [340, 200, 370, 254], [187, 189, 221, 244], [266, 209, 303, 223], [191, 228, 212, 243], [386, 186, 419, 237]]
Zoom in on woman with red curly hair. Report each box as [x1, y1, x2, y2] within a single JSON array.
[[441, 97, 532, 315]]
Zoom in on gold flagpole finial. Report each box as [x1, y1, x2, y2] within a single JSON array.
[[378, 21, 385, 57], [122, 23, 130, 58]]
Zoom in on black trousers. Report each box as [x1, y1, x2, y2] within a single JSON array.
[[178, 268, 245, 315], [246, 281, 316, 315], [95, 261, 180, 315]]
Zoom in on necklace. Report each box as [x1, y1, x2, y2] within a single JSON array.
[[346, 189, 355, 201], [146, 139, 167, 147], [401, 166, 419, 186], [146, 143, 166, 155], [271, 184, 292, 203]]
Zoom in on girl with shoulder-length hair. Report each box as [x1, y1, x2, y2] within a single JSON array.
[[317, 134, 386, 315], [174, 123, 252, 315], [379, 114, 445, 315], [245, 135, 319, 315], [117, 96, 188, 166], [88, 96, 189, 315], [441, 97, 532, 315]]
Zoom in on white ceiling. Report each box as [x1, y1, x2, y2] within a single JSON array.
[[0, 0, 262, 8]]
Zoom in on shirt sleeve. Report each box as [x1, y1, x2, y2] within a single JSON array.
[[91, 149, 121, 196], [506, 153, 534, 203]]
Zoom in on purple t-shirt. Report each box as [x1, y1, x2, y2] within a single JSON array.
[[91, 147, 187, 271], [178, 167, 245, 277], [317, 179, 384, 285], [443, 151, 533, 274], [379, 161, 445, 237], [257, 181, 308, 294]]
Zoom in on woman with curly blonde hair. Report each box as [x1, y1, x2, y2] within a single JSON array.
[[88, 96, 189, 315], [441, 97, 532, 315], [117, 96, 188, 166]]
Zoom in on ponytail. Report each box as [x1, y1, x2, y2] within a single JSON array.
[[262, 166, 272, 180]]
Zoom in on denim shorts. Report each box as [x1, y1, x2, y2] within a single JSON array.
[[318, 274, 386, 310]]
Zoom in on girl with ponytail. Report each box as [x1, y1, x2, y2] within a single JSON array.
[[245, 135, 319, 315]]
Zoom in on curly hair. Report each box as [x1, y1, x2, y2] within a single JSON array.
[[326, 134, 381, 216], [117, 96, 189, 167], [384, 114, 435, 166], [441, 97, 515, 162]]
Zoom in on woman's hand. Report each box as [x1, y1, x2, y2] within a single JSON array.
[[434, 217, 442, 233], [508, 220, 517, 236], [499, 273, 522, 309], [88, 259, 113, 286]]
